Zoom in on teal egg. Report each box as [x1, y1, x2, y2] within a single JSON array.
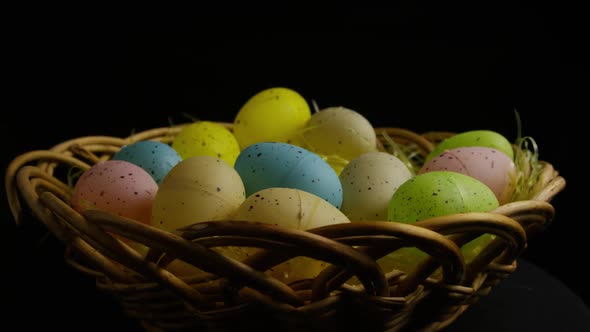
[[112, 141, 182, 185], [234, 142, 343, 208]]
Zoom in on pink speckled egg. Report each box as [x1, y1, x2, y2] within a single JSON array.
[[71, 160, 158, 226], [419, 146, 516, 204]]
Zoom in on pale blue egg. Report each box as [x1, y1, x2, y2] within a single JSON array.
[[234, 142, 343, 208], [112, 141, 182, 185]]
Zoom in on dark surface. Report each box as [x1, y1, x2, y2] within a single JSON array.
[[6, 229, 590, 332], [447, 259, 590, 332], [4, 4, 588, 331]]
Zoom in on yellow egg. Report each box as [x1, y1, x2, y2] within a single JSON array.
[[152, 156, 246, 233], [297, 106, 377, 162], [231, 187, 350, 284], [172, 121, 240, 166], [233, 87, 311, 149]]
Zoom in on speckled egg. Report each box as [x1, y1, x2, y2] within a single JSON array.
[[426, 130, 514, 162], [387, 171, 499, 266], [111, 140, 182, 185], [171, 121, 241, 166], [388, 171, 499, 222], [295, 106, 377, 162], [233, 87, 311, 149], [419, 146, 517, 204], [231, 187, 350, 283], [234, 142, 343, 208], [71, 160, 158, 226], [340, 152, 412, 221], [152, 155, 246, 233], [232, 187, 350, 230]]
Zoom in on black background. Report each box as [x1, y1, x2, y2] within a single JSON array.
[[3, 3, 587, 331]]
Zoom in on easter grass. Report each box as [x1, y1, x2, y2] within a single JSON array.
[[379, 131, 421, 176], [378, 111, 544, 203], [511, 113, 544, 201]]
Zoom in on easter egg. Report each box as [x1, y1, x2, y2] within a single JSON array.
[[234, 142, 343, 208], [232, 187, 351, 283], [340, 152, 412, 221], [171, 121, 241, 166], [234, 187, 350, 230], [419, 146, 517, 204], [111, 140, 182, 185], [386, 171, 500, 270], [152, 155, 246, 233], [233, 87, 311, 149], [296, 106, 377, 162], [388, 171, 499, 223], [71, 160, 158, 227], [426, 130, 514, 162]]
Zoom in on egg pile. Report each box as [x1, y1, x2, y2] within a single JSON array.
[[70, 86, 518, 283]]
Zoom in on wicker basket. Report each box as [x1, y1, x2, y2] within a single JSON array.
[[5, 123, 566, 332]]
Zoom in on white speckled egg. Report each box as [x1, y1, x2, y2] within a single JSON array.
[[232, 187, 350, 230], [231, 187, 350, 283], [419, 146, 516, 204], [340, 152, 412, 221], [296, 106, 377, 161], [71, 160, 158, 226], [152, 155, 246, 233]]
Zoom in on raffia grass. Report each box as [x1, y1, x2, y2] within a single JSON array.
[[5, 123, 565, 332]]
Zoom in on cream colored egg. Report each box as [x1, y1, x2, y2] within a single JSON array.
[[233, 187, 350, 230], [340, 152, 412, 221], [152, 156, 246, 233], [298, 106, 377, 162], [231, 187, 350, 284]]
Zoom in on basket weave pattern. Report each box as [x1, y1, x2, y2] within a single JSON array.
[[5, 124, 566, 332]]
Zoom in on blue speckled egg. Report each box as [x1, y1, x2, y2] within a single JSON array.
[[234, 142, 343, 208], [112, 141, 182, 185]]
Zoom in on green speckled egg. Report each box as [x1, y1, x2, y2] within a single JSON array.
[[388, 171, 499, 222], [426, 130, 514, 162], [386, 171, 499, 268]]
